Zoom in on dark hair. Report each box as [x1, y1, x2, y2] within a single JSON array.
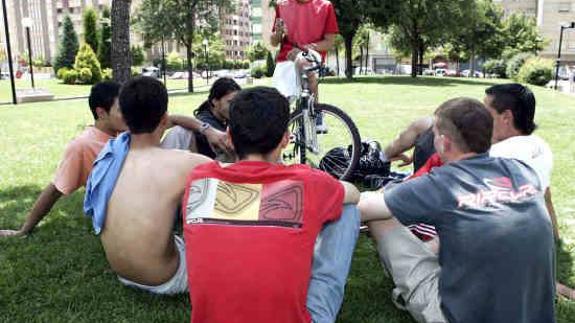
[[229, 87, 289, 159], [194, 77, 241, 117], [119, 76, 168, 134], [485, 83, 537, 135], [434, 97, 493, 154], [89, 81, 121, 120]]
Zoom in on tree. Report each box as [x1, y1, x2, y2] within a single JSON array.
[[246, 42, 269, 62], [449, 0, 506, 75], [83, 7, 99, 53], [131, 45, 146, 66], [111, 0, 132, 83], [74, 44, 103, 84], [193, 32, 226, 70], [53, 15, 79, 74], [135, 0, 232, 92], [97, 6, 112, 69], [333, 35, 344, 76], [331, 0, 396, 79], [265, 51, 275, 77], [388, 0, 470, 77], [501, 13, 545, 58]]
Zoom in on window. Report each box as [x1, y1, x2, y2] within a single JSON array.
[[234, 30, 238, 35]]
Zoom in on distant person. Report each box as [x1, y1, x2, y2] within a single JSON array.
[[84, 77, 210, 294], [162, 77, 240, 161], [182, 87, 360, 322], [359, 98, 555, 323], [0, 81, 126, 237]]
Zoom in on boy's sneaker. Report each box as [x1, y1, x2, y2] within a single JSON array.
[[316, 123, 328, 134]]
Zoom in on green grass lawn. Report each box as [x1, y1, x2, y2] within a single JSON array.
[[1, 76, 574, 322]]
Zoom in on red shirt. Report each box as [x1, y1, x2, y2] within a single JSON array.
[[183, 161, 344, 323], [274, 0, 339, 62], [407, 152, 443, 241]]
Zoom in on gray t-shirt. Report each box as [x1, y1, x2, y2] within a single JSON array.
[[385, 153, 555, 323]]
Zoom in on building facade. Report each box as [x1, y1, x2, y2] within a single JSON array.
[[495, 0, 575, 62], [250, 0, 274, 48], [220, 0, 252, 60]]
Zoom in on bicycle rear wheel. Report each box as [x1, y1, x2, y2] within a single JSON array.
[[282, 104, 361, 181]]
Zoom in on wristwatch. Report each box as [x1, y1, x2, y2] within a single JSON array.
[[199, 122, 211, 134]]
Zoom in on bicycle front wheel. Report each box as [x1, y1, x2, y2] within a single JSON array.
[[282, 104, 361, 181]]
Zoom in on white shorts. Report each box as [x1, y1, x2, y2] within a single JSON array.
[[118, 235, 188, 295]]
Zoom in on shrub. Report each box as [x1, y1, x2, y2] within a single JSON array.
[[62, 69, 78, 84], [265, 52, 275, 77], [56, 67, 70, 80], [242, 60, 250, 69], [102, 68, 112, 81], [74, 43, 102, 84], [131, 66, 140, 77], [483, 59, 507, 78], [131, 45, 146, 66], [77, 67, 93, 84], [223, 60, 234, 69], [233, 60, 244, 70], [516, 57, 554, 86], [166, 51, 183, 71], [251, 66, 265, 79], [506, 52, 534, 80]]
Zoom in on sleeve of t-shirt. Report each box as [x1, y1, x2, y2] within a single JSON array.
[[324, 3, 339, 34], [311, 170, 344, 223], [384, 171, 449, 226], [52, 140, 84, 195]]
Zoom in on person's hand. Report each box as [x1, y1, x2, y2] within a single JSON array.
[[389, 153, 412, 167], [274, 18, 287, 38], [0, 229, 25, 238], [287, 48, 302, 62], [205, 127, 233, 155]]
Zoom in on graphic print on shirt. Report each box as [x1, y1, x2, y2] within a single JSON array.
[[456, 176, 538, 209], [186, 178, 304, 228]]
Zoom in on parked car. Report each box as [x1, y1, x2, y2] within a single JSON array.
[[461, 69, 484, 78], [445, 69, 460, 77], [142, 66, 160, 78], [423, 68, 435, 76], [435, 68, 446, 77]]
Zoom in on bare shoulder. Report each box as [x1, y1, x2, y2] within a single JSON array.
[[410, 116, 433, 134], [163, 149, 212, 171]]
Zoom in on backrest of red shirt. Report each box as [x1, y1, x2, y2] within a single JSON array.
[[274, 0, 339, 62], [182, 161, 344, 323]]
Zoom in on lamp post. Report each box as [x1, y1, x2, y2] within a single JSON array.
[[202, 38, 209, 85], [22, 17, 35, 90], [554, 22, 575, 90], [1, 0, 17, 104]]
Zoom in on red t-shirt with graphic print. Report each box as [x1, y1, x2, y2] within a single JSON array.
[[274, 0, 339, 62], [182, 160, 344, 323]]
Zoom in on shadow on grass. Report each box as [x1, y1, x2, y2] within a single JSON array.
[[0, 186, 191, 322], [321, 75, 498, 88]]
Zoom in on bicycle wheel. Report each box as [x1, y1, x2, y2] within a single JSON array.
[[282, 103, 361, 181]]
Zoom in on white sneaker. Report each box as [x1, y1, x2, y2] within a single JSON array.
[[316, 123, 328, 134]]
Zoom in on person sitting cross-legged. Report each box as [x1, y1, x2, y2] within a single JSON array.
[[359, 98, 556, 323], [83, 76, 210, 295], [182, 86, 360, 323]]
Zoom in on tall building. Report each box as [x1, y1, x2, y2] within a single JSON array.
[[495, 0, 575, 62], [220, 0, 252, 60], [250, 0, 274, 47]]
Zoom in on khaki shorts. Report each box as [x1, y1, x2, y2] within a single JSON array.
[[118, 235, 188, 295], [375, 224, 447, 323]]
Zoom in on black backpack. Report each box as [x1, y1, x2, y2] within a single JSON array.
[[319, 140, 390, 181]]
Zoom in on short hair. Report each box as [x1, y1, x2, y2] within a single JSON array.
[[485, 83, 537, 135], [434, 97, 493, 154], [229, 87, 289, 159], [119, 76, 168, 134], [88, 81, 121, 120]]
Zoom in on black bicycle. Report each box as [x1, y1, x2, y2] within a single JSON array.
[[281, 49, 361, 181]]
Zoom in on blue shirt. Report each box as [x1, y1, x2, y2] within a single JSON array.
[[83, 132, 130, 234]]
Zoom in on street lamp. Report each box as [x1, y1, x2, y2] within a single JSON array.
[[22, 17, 35, 90], [202, 38, 209, 85], [2, 0, 17, 104], [554, 22, 575, 90]]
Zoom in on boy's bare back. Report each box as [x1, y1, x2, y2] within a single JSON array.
[[101, 147, 209, 285]]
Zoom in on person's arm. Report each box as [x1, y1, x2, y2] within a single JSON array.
[[384, 116, 433, 165], [0, 183, 63, 237], [544, 187, 560, 240], [270, 9, 285, 47], [358, 191, 393, 222], [169, 114, 232, 154], [340, 181, 360, 205]]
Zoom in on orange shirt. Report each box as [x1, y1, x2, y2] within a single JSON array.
[[53, 127, 112, 195]]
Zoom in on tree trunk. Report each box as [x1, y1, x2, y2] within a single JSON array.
[[359, 46, 363, 75], [335, 46, 340, 77], [365, 32, 369, 75], [344, 35, 353, 80], [470, 46, 476, 78], [418, 40, 424, 76], [111, 0, 132, 83], [411, 41, 418, 78], [185, 4, 195, 92]]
